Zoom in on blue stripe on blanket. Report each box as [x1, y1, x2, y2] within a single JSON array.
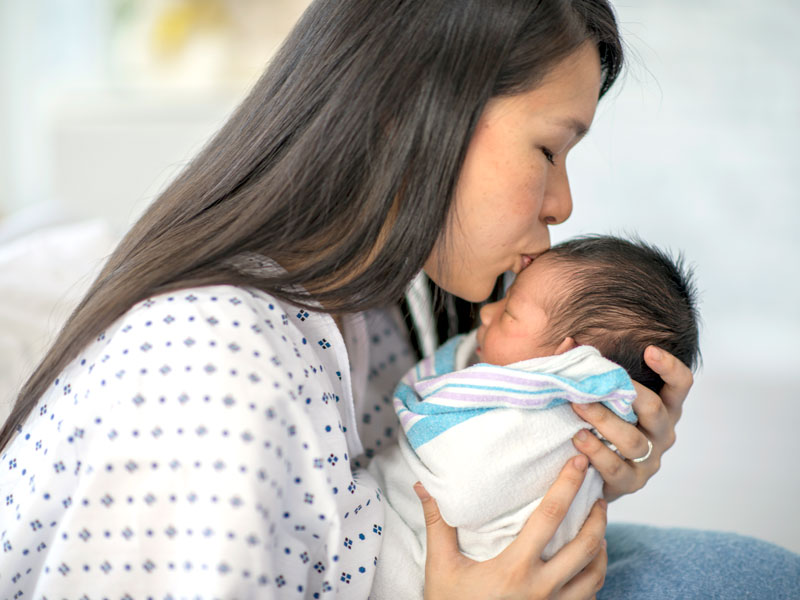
[[565, 369, 635, 396], [397, 382, 494, 448], [405, 406, 492, 449], [433, 334, 463, 374], [396, 382, 478, 415]]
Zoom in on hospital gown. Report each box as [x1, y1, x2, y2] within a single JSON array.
[[0, 284, 414, 599]]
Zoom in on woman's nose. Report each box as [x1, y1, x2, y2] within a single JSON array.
[[542, 167, 573, 225]]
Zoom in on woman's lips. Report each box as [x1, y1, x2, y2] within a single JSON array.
[[519, 254, 536, 271]]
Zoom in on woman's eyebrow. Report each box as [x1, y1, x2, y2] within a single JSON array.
[[550, 116, 590, 138]]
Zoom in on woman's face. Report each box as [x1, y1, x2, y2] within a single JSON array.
[[424, 42, 602, 302]]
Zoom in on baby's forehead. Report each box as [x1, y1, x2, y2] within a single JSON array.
[[507, 257, 568, 304]]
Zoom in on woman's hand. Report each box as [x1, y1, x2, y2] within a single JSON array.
[[416, 455, 608, 600], [571, 346, 693, 502]]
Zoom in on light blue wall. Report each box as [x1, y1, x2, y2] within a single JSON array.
[[0, 0, 110, 214], [559, 1, 800, 376], [557, 1, 800, 553]]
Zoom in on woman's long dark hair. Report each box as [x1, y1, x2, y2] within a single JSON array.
[[1, 0, 623, 449]]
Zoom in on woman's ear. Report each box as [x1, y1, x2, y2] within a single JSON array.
[[554, 336, 578, 355]]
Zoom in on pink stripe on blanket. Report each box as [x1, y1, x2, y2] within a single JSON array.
[[417, 356, 436, 379], [415, 370, 553, 393], [427, 389, 635, 409], [429, 390, 559, 408], [398, 411, 416, 426], [608, 397, 634, 414]]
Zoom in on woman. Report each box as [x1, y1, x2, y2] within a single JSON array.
[[1, 1, 797, 598]]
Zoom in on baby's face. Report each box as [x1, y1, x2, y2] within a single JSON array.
[[475, 257, 563, 365]]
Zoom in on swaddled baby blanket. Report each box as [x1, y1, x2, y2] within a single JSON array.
[[368, 332, 637, 600]]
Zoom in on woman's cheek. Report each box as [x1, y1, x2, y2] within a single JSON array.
[[522, 168, 548, 209]]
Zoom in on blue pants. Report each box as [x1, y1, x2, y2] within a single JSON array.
[[601, 524, 800, 599]]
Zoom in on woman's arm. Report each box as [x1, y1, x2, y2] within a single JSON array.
[[571, 346, 693, 501], [417, 455, 608, 600]]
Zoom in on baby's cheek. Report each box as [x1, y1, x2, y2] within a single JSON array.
[[487, 337, 526, 366], [482, 334, 506, 365]]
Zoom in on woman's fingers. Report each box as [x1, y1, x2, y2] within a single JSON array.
[[557, 547, 607, 600], [644, 345, 693, 423], [631, 381, 673, 451], [507, 455, 590, 561], [572, 402, 653, 463], [548, 501, 608, 598], [572, 347, 694, 502], [571, 400, 658, 502], [413, 482, 460, 568], [571, 426, 637, 500]]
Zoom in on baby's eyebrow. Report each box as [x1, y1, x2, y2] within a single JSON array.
[[506, 278, 539, 315], [504, 288, 521, 314]]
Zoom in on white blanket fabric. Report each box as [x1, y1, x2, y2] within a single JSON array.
[[368, 332, 636, 599]]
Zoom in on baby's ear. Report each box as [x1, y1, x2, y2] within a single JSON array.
[[554, 337, 578, 355]]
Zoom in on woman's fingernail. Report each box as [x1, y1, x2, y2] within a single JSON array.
[[575, 429, 589, 442], [647, 347, 663, 361], [413, 481, 430, 501], [573, 455, 588, 471], [573, 403, 587, 412]]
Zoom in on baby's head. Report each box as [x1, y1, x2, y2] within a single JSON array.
[[475, 235, 700, 392]]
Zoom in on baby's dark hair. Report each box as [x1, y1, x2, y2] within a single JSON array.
[[541, 235, 701, 392]]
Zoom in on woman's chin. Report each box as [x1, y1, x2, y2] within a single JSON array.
[[459, 283, 497, 304]]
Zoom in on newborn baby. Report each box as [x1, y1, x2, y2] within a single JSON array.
[[368, 235, 701, 599]]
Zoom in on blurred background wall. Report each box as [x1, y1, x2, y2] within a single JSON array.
[[0, 0, 310, 230], [0, 1, 798, 553], [558, 0, 800, 556]]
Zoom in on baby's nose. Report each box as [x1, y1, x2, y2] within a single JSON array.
[[479, 301, 498, 326]]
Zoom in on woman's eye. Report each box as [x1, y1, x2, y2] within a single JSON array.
[[541, 147, 556, 166]]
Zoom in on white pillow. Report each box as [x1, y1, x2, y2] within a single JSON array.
[[0, 220, 117, 425]]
